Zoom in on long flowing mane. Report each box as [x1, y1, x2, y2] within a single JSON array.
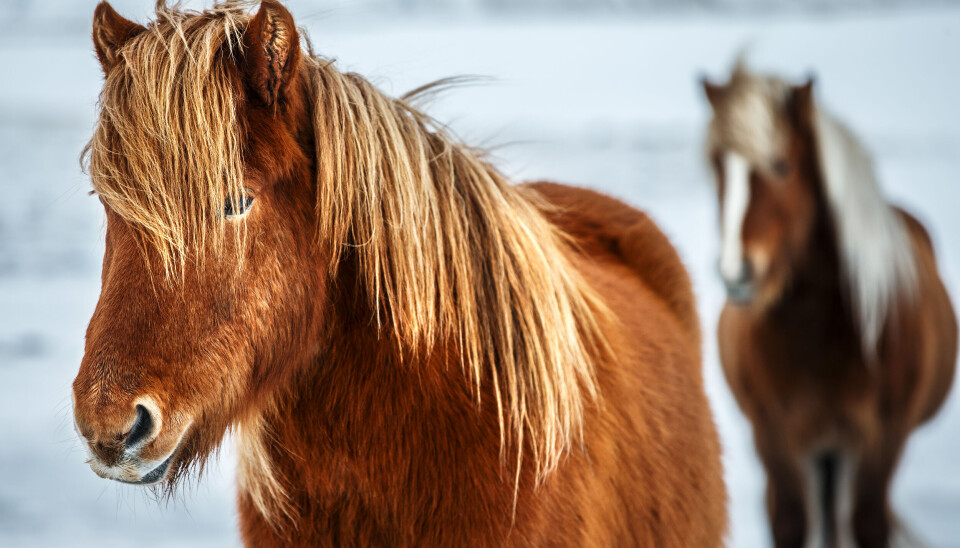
[[84, 0, 612, 515], [811, 104, 918, 358], [302, 48, 612, 477]]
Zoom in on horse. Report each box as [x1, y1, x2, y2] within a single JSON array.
[[702, 63, 957, 548], [71, 2, 727, 545]]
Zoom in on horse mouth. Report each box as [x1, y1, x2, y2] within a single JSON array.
[[116, 451, 176, 486]]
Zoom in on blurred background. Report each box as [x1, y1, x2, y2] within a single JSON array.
[[1, 0, 958, 546]]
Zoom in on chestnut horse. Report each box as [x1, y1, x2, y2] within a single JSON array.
[[702, 64, 957, 548], [71, 1, 726, 545]]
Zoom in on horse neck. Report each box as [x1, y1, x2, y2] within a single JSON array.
[[773, 181, 848, 320], [253, 258, 509, 517]]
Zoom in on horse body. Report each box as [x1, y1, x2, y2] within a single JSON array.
[[719, 208, 956, 548], [235, 182, 727, 547], [71, 2, 726, 546], [704, 65, 957, 548]]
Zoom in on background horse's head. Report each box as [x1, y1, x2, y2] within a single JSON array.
[[702, 62, 917, 354], [702, 64, 820, 307], [72, 0, 321, 488]]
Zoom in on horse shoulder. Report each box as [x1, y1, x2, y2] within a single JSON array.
[[716, 304, 769, 421]]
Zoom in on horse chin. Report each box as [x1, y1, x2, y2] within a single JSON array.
[[115, 451, 176, 486]]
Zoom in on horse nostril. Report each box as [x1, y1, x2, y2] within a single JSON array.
[[125, 404, 154, 449]]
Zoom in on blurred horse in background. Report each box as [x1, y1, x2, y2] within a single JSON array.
[[70, 1, 727, 546], [702, 63, 957, 548]]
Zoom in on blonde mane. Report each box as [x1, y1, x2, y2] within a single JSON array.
[[812, 102, 918, 359], [709, 64, 918, 359], [705, 64, 792, 170], [86, 1, 611, 521], [303, 44, 611, 483]]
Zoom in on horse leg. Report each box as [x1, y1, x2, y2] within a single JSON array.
[[757, 441, 807, 548], [801, 450, 860, 548], [833, 451, 858, 548], [801, 452, 833, 548], [852, 437, 904, 548]]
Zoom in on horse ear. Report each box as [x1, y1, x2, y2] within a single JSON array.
[[789, 77, 816, 129], [241, 0, 301, 109], [92, 1, 146, 73], [700, 76, 726, 109]]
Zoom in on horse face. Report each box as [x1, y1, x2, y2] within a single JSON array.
[[705, 79, 818, 307], [74, 179, 320, 486], [72, 1, 315, 487]]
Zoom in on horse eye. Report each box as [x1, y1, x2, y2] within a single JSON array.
[[223, 195, 255, 219], [773, 158, 790, 177]]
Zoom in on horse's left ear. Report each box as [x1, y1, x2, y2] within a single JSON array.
[[92, 2, 146, 73], [700, 76, 726, 110], [241, 0, 301, 109], [789, 77, 816, 128]]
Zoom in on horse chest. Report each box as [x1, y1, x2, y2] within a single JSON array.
[[726, 305, 875, 441]]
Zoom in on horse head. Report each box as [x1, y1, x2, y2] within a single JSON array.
[[72, 0, 321, 489], [702, 63, 821, 308]]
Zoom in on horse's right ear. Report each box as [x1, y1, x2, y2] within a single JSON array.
[[92, 2, 145, 73], [240, 0, 301, 110], [789, 77, 816, 129], [700, 76, 726, 109]]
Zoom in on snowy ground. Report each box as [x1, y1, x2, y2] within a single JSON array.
[[1, 3, 959, 547]]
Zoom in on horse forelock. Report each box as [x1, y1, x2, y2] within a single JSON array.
[[85, 2, 253, 278], [706, 67, 792, 170], [86, 1, 613, 518]]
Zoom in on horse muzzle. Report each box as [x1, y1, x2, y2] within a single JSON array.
[[719, 259, 756, 304], [73, 398, 182, 485], [724, 279, 755, 304]]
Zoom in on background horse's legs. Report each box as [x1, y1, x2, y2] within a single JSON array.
[[834, 451, 857, 548], [852, 435, 905, 548], [800, 450, 858, 548], [801, 453, 831, 548], [834, 452, 858, 548], [757, 438, 807, 548]]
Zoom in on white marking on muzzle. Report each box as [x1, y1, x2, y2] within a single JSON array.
[[719, 151, 751, 283]]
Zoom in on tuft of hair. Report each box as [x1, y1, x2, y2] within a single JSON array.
[[235, 411, 295, 527], [812, 103, 918, 360], [84, 1, 254, 278], [705, 61, 793, 169], [707, 62, 918, 360], [84, 1, 613, 520]]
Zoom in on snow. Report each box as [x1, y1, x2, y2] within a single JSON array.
[[1, 3, 958, 547]]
